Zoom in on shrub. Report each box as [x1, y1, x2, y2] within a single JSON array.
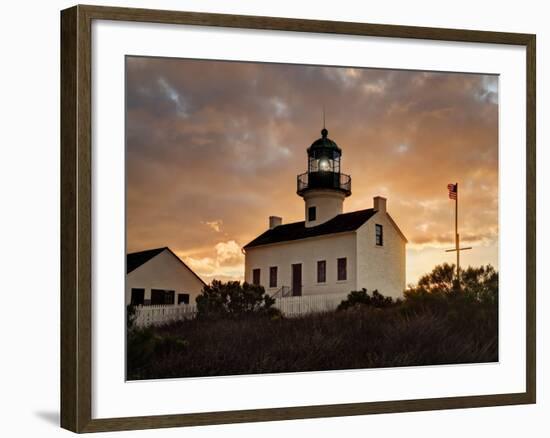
[[127, 327, 190, 379], [460, 264, 499, 306], [402, 264, 499, 331], [407, 263, 498, 300], [126, 304, 137, 330], [195, 280, 279, 319], [337, 289, 396, 311], [413, 263, 455, 294]]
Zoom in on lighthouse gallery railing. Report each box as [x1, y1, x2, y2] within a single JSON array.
[[297, 171, 351, 195]]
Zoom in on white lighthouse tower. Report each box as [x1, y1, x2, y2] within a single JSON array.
[[244, 124, 406, 301], [297, 127, 352, 227]]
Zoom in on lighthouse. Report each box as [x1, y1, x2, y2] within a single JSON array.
[[297, 127, 352, 227], [243, 126, 407, 300]]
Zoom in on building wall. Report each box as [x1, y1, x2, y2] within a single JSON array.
[[125, 249, 205, 305], [303, 189, 345, 227], [356, 212, 406, 299], [244, 233, 357, 297]]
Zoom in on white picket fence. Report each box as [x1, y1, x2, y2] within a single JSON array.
[[273, 293, 349, 317], [133, 304, 197, 328], [132, 293, 349, 327]]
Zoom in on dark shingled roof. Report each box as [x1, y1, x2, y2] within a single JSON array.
[[243, 208, 377, 249], [126, 247, 207, 285], [126, 247, 167, 274]]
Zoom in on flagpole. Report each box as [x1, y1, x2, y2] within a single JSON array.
[[455, 182, 459, 286], [446, 182, 471, 286]]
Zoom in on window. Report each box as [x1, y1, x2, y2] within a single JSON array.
[[308, 156, 340, 173], [151, 289, 175, 305], [317, 260, 326, 283], [252, 268, 261, 285], [165, 290, 175, 305], [376, 224, 384, 246], [130, 288, 144, 306], [151, 289, 164, 305], [308, 206, 317, 221], [178, 293, 190, 305], [269, 266, 278, 288], [337, 257, 347, 281]]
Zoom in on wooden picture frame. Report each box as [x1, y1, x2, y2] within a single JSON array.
[[60, 4, 536, 433]]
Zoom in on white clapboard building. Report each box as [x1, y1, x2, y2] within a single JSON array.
[[243, 128, 407, 299], [126, 247, 206, 306]]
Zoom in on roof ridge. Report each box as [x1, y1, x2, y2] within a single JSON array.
[[243, 208, 376, 249], [265, 208, 374, 229], [126, 247, 168, 274], [126, 247, 207, 284], [127, 246, 168, 257]]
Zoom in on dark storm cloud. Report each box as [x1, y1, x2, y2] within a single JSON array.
[[126, 57, 498, 282]]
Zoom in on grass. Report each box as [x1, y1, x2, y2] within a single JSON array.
[[127, 305, 498, 380]]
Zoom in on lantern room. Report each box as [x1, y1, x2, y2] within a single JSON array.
[[297, 128, 351, 198], [308, 128, 342, 173], [297, 128, 352, 227]]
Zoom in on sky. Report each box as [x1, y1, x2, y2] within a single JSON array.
[[126, 56, 499, 285]]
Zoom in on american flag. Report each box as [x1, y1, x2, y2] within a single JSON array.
[[448, 183, 457, 200]]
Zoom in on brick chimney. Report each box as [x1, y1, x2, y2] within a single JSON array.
[[269, 216, 282, 229], [373, 196, 387, 213]]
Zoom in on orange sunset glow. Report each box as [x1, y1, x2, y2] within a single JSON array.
[[126, 56, 498, 285]]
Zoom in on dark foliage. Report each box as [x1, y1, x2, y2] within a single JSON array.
[[403, 264, 498, 316], [195, 280, 279, 319], [337, 288, 399, 311], [126, 304, 137, 330], [127, 306, 498, 380], [126, 264, 498, 380], [407, 263, 498, 300]]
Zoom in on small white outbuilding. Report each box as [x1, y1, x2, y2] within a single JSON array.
[[243, 128, 407, 299], [126, 247, 206, 306]]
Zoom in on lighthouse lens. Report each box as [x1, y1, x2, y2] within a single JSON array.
[[319, 159, 330, 171]]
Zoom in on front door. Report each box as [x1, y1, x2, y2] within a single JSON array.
[[292, 263, 302, 296]]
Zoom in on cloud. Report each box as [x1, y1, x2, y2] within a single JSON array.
[[363, 81, 386, 95], [204, 220, 223, 232], [214, 240, 244, 266], [182, 240, 244, 282], [157, 77, 189, 117], [396, 144, 409, 154]]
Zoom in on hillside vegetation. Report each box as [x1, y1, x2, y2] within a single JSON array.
[[127, 263, 498, 380]]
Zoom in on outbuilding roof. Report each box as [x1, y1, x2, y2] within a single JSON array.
[[127, 247, 167, 273], [243, 208, 377, 249], [126, 247, 206, 285]]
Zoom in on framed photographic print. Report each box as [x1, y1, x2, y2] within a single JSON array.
[[60, 4, 536, 433]]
